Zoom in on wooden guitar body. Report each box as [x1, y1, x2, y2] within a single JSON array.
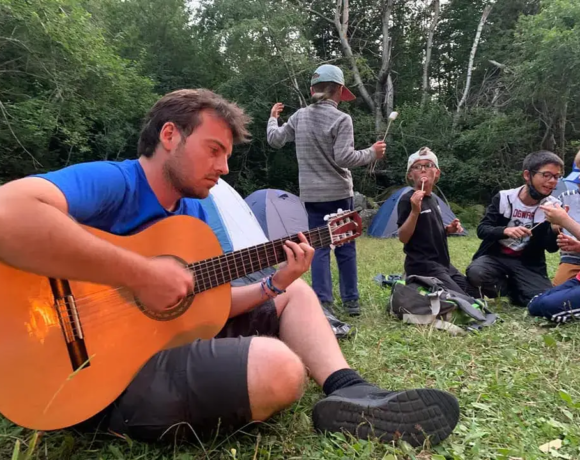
[[0, 216, 230, 431], [0, 209, 362, 431]]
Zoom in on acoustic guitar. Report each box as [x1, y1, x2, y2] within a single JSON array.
[[0, 210, 361, 431]]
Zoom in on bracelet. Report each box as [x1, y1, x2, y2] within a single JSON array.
[[260, 278, 276, 299], [266, 274, 286, 295]]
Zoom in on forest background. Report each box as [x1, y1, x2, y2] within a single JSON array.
[[1, 0, 579, 225]]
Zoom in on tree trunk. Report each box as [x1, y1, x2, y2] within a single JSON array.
[[373, 0, 394, 137], [333, 0, 375, 111], [421, 0, 440, 108], [383, 73, 394, 120], [454, 4, 493, 126]]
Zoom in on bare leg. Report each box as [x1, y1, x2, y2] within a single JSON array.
[[247, 337, 307, 420], [274, 279, 349, 386]]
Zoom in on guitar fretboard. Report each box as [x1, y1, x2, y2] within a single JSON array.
[[189, 226, 333, 294]]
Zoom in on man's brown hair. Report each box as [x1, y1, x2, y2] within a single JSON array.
[[137, 89, 252, 158]]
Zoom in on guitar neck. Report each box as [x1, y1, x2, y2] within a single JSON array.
[[190, 226, 332, 294]]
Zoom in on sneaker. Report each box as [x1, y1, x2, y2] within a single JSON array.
[[321, 301, 336, 316], [312, 383, 460, 447], [343, 300, 361, 316]]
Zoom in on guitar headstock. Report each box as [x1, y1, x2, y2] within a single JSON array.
[[323, 209, 363, 247]]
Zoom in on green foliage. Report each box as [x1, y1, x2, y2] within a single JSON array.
[[1, 0, 580, 205], [450, 202, 486, 229], [0, 0, 156, 181]]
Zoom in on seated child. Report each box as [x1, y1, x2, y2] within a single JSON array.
[[466, 150, 562, 306], [553, 152, 580, 285], [528, 203, 580, 323], [397, 147, 475, 296]]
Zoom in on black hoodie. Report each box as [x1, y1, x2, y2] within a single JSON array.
[[472, 186, 560, 274]]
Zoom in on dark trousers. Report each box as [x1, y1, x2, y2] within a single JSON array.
[[528, 278, 580, 323], [466, 255, 553, 307], [409, 263, 479, 298], [304, 197, 358, 304]]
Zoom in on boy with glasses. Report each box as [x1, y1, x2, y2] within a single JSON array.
[[397, 147, 475, 295], [466, 151, 563, 307]]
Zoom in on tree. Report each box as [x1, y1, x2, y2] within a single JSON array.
[[0, 0, 156, 182]]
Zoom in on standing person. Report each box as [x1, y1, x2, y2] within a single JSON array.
[[0, 89, 459, 447], [397, 147, 475, 295], [266, 64, 386, 316], [552, 153, 580, 285], [466, 151, 563, 306]]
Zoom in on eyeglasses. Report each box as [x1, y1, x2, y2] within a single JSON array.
[[411, 162, 436, 171], [533, 170, 562, 181]]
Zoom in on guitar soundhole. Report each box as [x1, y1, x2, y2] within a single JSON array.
[[134, 255, 195, 322]]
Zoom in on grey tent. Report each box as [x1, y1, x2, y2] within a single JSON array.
[[244, 189, 309, 240]]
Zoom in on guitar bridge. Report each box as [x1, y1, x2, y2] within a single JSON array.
[[50, 279, 90, 371]]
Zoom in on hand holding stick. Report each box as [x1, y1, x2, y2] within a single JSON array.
[[369, 111, 398, 175]]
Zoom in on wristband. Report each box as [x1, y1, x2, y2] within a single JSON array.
[[266, 274, 286, 295], [260, 278, 277, 299]]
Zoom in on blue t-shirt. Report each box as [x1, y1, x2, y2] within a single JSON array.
[[35, 159, 207, 235]]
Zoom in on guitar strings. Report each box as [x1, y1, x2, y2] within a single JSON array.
[[27, 225, 347, 347], [73, 232, 330, 311], [57, 233, 336, 327]]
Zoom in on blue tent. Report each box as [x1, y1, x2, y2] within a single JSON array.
[[368, 186, 467, 238], [245, 189, 309, 241]]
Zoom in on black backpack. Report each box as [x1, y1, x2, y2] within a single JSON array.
[[388, 275, 498, 335]]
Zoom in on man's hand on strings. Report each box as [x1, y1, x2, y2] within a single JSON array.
[[130, 257, 194, 313], [272, 233, 315, 291]]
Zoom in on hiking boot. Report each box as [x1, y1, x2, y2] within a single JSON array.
[[312, 383, 460, 447], [343, 300, 361, 316], [321, 301, 336, 316]]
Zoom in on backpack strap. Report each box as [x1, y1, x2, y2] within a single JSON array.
[[443, 293, 487, 321], [401, 313, 467, 336]]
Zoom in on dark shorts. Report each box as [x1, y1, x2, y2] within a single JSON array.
[[80, 300, 279, 442]]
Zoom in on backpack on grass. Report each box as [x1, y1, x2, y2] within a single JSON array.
[[388, 275, 498, 335]]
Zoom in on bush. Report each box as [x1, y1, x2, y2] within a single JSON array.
[[456, 204, 486, 229]]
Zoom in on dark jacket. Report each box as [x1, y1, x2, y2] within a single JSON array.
[[472, 187, 559, 274]]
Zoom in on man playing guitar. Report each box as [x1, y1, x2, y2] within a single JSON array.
[[0, 89, 459, 447]]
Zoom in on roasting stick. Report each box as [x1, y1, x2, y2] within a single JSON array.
[[369, 111, 399, 175]]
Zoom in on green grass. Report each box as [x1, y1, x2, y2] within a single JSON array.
[[3, 236, 580, 459]]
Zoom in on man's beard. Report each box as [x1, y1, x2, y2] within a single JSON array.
[[163, 150, 207, 199]]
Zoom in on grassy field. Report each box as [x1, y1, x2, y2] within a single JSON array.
[[2, 236, 580, 460]]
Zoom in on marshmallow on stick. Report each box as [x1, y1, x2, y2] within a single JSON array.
[[382, 111, 399, 142]]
